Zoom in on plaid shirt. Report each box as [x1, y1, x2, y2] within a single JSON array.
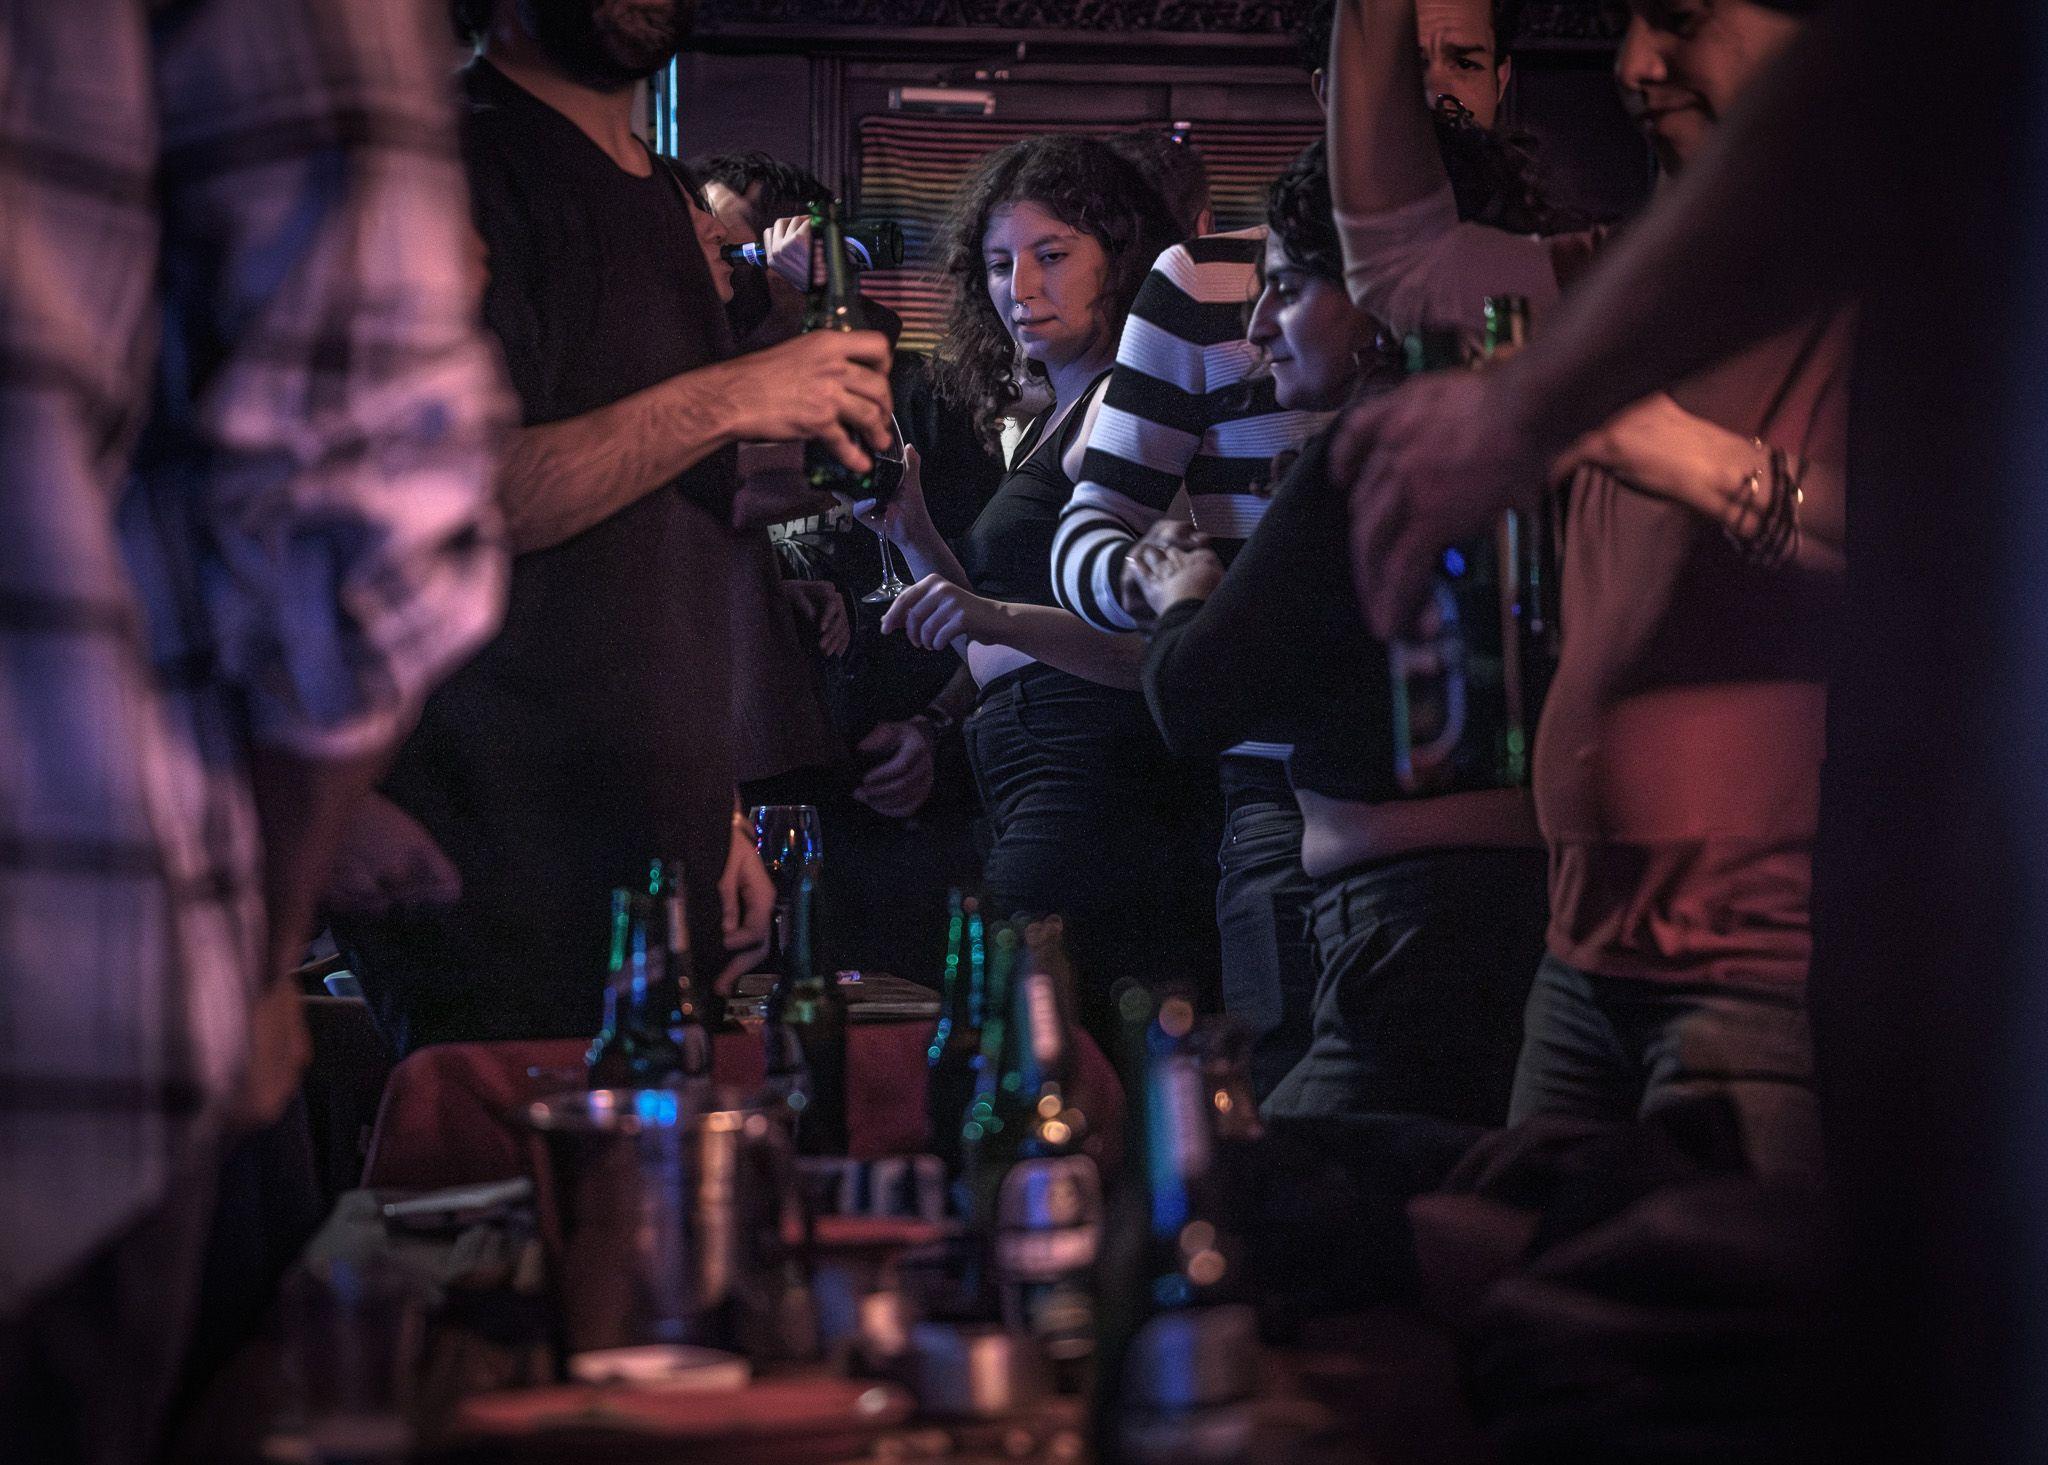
[[0, 0, 509, 1309]]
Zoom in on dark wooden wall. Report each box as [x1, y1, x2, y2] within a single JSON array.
[[664, 0, 1650, 224]]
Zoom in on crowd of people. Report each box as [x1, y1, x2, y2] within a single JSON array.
[[2, 0, 2034, 1458]]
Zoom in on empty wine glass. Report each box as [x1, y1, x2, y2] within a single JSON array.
[[860, 414, 910, 604]]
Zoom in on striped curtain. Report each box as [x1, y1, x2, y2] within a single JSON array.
[[855, 113, 1320, 354]]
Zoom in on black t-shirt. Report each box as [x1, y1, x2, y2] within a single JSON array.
[[361, 62, 739, 1046]]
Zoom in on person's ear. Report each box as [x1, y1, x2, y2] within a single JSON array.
[[1194, 207, 1216, 238]]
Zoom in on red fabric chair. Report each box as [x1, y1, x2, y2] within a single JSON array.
[[362, 1022, 1121, 1191]]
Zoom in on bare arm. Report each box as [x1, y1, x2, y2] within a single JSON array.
[[503, 329, 895, 554], [1343, 5, 1877, 634], [1493, 6, 1867, 464], [1325, 0, 1558, 331], [1557, 392, 1844, 574], [1327, 0, 1446, 222]]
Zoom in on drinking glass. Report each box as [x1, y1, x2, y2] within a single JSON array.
[[750, 803, 823, 973], [860, 414, 910, 605], [277, 1258, 425, 1465]]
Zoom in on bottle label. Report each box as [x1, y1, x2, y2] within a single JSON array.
[[995, 1155, 1101, 1280], [1025, 973, 1061, 1067], [1162, 1056, 1212, 1180]]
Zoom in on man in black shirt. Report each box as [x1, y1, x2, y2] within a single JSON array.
[[331, 0, 894, 1051]]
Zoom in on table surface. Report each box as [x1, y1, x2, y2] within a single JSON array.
[[361, 1019, 1124, 1193]]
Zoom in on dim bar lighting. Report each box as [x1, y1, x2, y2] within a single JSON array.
[[889, 85, 997, 116]]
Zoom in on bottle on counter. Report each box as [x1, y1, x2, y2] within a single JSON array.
[[645, 857, 718, 1082], [1091, 992, 1260, 1465], [964, 916, 1101, 1385], [588, 883, 689, 1089], [763, 861, 849, 1155], [926, 891, 985, 1180]]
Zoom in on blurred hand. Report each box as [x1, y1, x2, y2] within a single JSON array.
[[716, 819, 775, 990], [1116, 517, 1210, 623], [880, 573, 1001, 652], [730, 329, 893, 476], [227, 978, 311, 1132], [853, 720, 937, 819], [323, 791, 461, 917], [1125, 541, 1225, 621], [1336, 370, 1547, 638], [758, 213, 814, 291], [782, 579, 851, 657]]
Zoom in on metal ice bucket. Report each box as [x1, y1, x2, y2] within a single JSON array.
[[522, 1088, 797, 1357]]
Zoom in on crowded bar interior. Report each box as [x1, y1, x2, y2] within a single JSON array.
[[1, 0, 2035, 1461]]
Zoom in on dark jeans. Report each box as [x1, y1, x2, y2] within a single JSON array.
[[1509, 953, 1823, 1176], [1265, 846, 1549, 1127], [964, 663, 1217, 1047], [1214, 758, 1319, 1100], [0, 1157, 217, 1465]]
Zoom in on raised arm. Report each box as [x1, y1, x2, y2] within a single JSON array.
[[1327, 0, 1558, 334]]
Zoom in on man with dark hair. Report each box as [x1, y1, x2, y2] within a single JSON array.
[[1297, 0, 1517, 125], [1104, 128, 1215, 240], [332, 0, 895, 1051], [694, 149, 831, 245]]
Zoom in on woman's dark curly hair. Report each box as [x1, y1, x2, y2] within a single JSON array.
[[929, 134, 1182, 448], [1265, 139, 1345, 283]]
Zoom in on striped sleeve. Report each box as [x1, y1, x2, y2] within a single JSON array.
[[1053, 233, 1264, 631]]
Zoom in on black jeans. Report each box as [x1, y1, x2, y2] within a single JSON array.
[[964, 663, 1217, 1047], [1265, 846, 1549, 1127], [1509, 954, 1824, 1176], [1214, 758, 1319, 1100]]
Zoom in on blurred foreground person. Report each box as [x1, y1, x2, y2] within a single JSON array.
[[1338, 0, 2037, 1457], [0, 0, 510, 1458], [1329, 0, 1840, 1176]]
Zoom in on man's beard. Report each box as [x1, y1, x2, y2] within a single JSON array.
[[518, 0, 698, 91]]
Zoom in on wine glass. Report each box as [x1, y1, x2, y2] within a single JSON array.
[[859, 414, 911, 605], [751, 804, 823, 982]]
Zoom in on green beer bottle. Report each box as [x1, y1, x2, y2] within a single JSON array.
[[587, 884, 689, 1089], [966, 917, 1101, 1379], [801, 199, 873, 498]]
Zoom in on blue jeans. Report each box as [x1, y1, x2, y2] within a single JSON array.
[[1265, 847, 1549, 1127], [1508, 954, 1823, 1176], [1214, 759, 1318, 1100]]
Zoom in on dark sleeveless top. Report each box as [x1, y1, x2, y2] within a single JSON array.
[[958, 373, 1111, 609]]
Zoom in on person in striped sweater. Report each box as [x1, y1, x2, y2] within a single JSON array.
[[1050, 70, 1334, 1099]]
